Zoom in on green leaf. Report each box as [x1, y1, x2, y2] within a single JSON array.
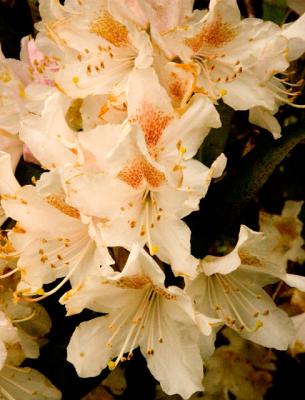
[[263, 0, 287, 24]]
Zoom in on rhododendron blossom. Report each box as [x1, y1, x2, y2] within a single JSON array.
[[0, 0, 305, 399]]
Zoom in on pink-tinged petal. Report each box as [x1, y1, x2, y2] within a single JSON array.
[[24, 38, 59, 86], [110, 0, 194, 33], [140, 0, 194, 33], [109, 0, 149, 28], [22, 144, 40, 165]]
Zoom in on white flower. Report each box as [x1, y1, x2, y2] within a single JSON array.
[[1, 170, 112, 299], [109, 0, 194, 34], [62, 69, 225, 277], [0, 282, 61, 400], [0, 46, 29, 135], [40, 0, 153, 98], [259, 201, 305, 269], [249, 13, 305, 137], [19, 92, 80, 170], [64, 245, 207, 399], [0, 152, 20, 226], [149, 0, 305, 138], [20, 36, 59, 87], [154, 0, 287, 108], [186, 225, 305, 350]]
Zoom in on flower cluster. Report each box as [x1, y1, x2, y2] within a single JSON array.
[[0, 241, 61, 399], [0, 0, 305, 398]]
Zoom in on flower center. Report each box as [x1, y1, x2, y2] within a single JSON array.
[[185, 14, 236, 52], [130, 102, 172, 154], [46, 195, 80, 219], [106, 282, 176, 369], [208, 273, 267, 333], [90, 11, 129, 48], [118, 156, 166, 190]]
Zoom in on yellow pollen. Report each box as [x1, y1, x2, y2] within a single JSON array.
[[90, 11, 129, 48], [108, 360, 116, 370], [185, 14, 236, 52], [255, 320, 263, 331], [0, 71, 11, 82], [150, 245, 158, 255], [19, 84, 26, 98], [220, 88, 227, 97], [179, 146, 186, 155], [46, 195, 80, 219], [72, 76, 79, 85]]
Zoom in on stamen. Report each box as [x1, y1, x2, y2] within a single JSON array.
[[18, 239, 91, 301], [156, 296, 163, 343], [108, 287, 155, 369], [145, 201, 158, 256], [273, 92, 305, 108], [214, 274, 262, 332], [12, 309, 36, 323], [0, 267, 19, 279]]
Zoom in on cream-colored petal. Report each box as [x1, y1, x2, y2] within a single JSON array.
[[150, 213, 198, 278], [201, 225, 263, 276], [0, 130, 22, 171], [0, 152, 20, 195], [249, 107, 281, 139], [140, 299, 203, 399], [282, 13, 305, 60], [0, 365, 61, 400], [2, 186, 81, 237]]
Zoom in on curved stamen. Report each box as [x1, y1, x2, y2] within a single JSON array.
[[108, 287, 155, 369], [18, 240, 92, 302], [12, 309, 36, 323], [214, 274, 262, 332], [0, 267, 19, 279]]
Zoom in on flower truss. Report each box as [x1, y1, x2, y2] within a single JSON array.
[[0, 0, 305, 399]]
